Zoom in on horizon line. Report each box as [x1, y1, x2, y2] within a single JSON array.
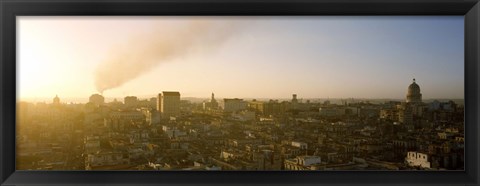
[[17, 96, 465, 102]]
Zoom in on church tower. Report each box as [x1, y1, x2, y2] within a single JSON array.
[[211, 92, 218, 109]]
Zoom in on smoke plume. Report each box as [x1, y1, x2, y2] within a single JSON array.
[[94, 20, 239, 93]]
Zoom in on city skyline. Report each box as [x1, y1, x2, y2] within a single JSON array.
[[17, 91, 465, 105], [18, 16, 464, 100], [16, 75, 465, 171]]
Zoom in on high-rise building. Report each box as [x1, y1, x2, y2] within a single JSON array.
[[160, 91, 180, 118], [89, 94, 104, 106], [124, 96, 138, 108], [406, 78, 422, 103], [156, 93, 162, 112]]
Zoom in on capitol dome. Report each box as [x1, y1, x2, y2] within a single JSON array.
[[406, 78, 422, 103], [408, 79, 420, 94]]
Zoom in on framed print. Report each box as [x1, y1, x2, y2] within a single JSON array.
[[1, 0, 479, 185]]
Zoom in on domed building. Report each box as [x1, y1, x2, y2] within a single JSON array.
[[53, 95, 60, 105], [406, 78, 422, 103]]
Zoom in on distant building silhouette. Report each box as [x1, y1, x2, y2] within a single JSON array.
[[406, 78, 422, 103], [203, 93, 219, 110], [292, 94, 299, 110], [292, 94, 298, 104], [160, 91, 180, 118], [53, 95, 60, 105], [210, 93, 218, 109], [223, 98, 247, 112], [405, 78, 424, 121], [156, 93, 162, 112], [89, 94, 104, 106], [124, 96, 138, 108]]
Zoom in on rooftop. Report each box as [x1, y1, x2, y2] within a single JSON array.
[[162, 91, 180, 96]]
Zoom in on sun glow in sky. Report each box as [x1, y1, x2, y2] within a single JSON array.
[[18, 16, 464, 101]]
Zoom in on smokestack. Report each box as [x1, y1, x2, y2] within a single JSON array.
[[94, 20, 239, 93]]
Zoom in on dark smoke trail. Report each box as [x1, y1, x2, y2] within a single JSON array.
[[94, 20, 239, 93]]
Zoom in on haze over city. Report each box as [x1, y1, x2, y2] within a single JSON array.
[[16, 16, 465, 171], [18, 16, 464, 101]]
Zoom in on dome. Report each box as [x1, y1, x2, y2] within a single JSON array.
[[406, 78, 422, 103], [53, 95, 60, 104], [407, 79, 420, 94]]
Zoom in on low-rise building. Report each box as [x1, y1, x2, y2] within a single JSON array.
[[405, 151, 431, 169], [85, 150, 130, 170], [284, 155, 322, 170]]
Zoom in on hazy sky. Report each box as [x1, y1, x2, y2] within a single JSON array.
[[18, 16, 464, 101]]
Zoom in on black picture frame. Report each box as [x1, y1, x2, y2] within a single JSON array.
[[1, 0, 479, 185]]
